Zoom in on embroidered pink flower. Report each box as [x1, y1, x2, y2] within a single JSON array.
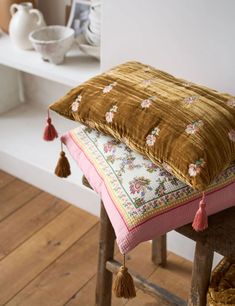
[[105, 111, 114, 123], [141, 78, 155, 86], [144, 162, 159, 173], [188, 158, 205, 177], [104, 143, 113, 153], [130, 181, 142, 194], [227, 98, 235, 108], [71, 101, 79, 112], [103, 82, 117, 93], [184, 95, 199, 105], [103, 140, 119, 153], [141, 98, 152, 108], [105, 105, 118, 123], [146, 134, 156, 146], [103, 85, 112, 93], [188, 164, 198, 177], [146, 126, 160, 146], [228, 130, 235, 142], [141, 96, 156, 108], [185, 120, 204, 135], [71, 94, 82, 112], [129, 177, 152, 195]]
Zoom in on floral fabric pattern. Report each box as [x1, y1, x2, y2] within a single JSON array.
[[141, 96, 156, 109], [71, 95, 82, 112], [129, 177, 152, 195], [184, 95, 199, 105], [146, 127, 160, 146], [188, 158, 206, 177], [69, 124, 235, 230], [185, 120, 204, 135], [105, 105, 118, 123], [103, 82, 117, 93], [140, 78, 155, 86]]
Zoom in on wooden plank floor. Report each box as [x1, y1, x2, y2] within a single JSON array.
[[0, 170, 192, 306]]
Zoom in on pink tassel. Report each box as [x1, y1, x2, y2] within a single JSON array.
[[43, 110, 58, 141], [192, 192, 208, 232]]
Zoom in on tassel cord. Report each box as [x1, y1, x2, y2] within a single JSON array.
[[113, 254, 136, 299], [54, 141, 71, 178], [43, 109, 58, 141], [192, 191, 208, 232]]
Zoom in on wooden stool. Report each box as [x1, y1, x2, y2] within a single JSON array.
[[82, 176, 235, 306]]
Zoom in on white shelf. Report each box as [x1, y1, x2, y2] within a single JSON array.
[[0, 32, 100, 216], [0, 33, 100, 87], [0, 103, 100, 215]]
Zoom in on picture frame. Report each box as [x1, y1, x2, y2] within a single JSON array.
[[67, 0, 91, 36]]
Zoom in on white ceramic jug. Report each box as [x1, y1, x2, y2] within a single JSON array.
[[9, 2, 46, 50]]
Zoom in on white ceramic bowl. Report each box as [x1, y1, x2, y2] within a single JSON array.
[[76, 34, 100, 60], [29, 26, 75, 65]]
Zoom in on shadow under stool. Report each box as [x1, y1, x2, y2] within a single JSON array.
[[82, 176, 235, 306]]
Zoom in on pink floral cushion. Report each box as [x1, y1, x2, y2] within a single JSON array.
[[62, 124, 235, 254]]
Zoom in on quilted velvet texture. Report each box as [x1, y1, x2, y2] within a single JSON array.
[[50, 61, 235, 190]]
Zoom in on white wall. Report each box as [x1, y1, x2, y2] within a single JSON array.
[[0, 66, 22, 113], [102, 0, 235, 94], [102, 0, 235, 262]]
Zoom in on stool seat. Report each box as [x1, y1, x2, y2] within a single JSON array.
[[176, 206, 235, 259], [82, 175, 235, 306]]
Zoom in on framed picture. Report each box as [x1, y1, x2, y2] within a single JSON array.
[[67, 0, 91, 36]]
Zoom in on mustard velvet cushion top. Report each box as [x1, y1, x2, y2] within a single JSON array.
[[50, 61, 235, 190]]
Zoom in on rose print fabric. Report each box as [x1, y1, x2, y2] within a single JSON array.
[[62, 124, 235, 253]]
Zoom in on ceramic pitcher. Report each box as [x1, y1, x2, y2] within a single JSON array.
[[9, 2, 46, 50], [0, 0, 35, 33]]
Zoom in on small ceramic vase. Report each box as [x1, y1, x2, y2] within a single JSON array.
[[0, 0, 35, 33], [9, 2, 46, 50]]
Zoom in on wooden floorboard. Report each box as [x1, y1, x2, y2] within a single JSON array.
[[0, 206, 97, 305], [0, 193, 69, 260], [6, 224, 99, 306], [0, 178, 41, 221], [125, 253, 192, 306], [0, 171, 192, 306], [66, 241, 163, 306], [0, 171, 15, 189]]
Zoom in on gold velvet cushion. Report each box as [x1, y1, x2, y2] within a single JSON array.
[[50, 61, 235, 190]]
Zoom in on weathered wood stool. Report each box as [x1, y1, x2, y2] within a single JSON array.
[[82, 176, 235, 306]]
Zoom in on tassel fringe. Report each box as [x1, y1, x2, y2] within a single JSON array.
[[54, 142, 71, 178], [192, 191, 208, 232], [113, 254, 136, 299], [43, 110, 58, 141]]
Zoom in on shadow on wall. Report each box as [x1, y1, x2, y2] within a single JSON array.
[[37, 0, 66, 25]]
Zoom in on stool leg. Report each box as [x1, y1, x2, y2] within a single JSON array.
[[188, 241, 214, 306], [152, 234, 167, 267], [95, 202, 116, 306]]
